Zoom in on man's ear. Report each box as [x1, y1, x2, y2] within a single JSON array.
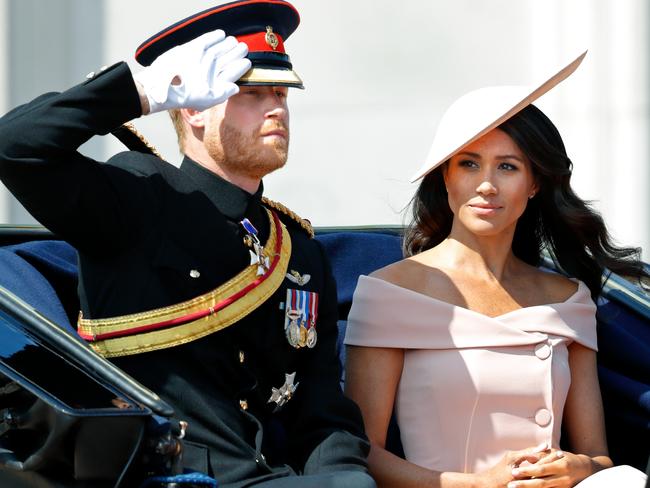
[[181, 108, 206, 129]]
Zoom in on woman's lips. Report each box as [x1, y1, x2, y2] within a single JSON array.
[[469, 203, 502, 215]]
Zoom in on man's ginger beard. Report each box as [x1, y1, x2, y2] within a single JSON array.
[[205, 120, 289, 180]]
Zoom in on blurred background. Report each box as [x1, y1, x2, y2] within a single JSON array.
[[0, 0, 647, 257]]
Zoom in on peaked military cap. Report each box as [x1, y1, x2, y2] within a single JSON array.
[[135, 0, 303, 88]]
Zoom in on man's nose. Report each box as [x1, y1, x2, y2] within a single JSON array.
[[265, 101, 288, 121]]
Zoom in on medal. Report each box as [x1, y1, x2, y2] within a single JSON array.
[[284, 289, 319, 349], [306, 327, 317, 348], [299, 322, 308, 348], [285, 305, 300, 347], [305, 293, 318, 348], [289, 319, 301, 347]]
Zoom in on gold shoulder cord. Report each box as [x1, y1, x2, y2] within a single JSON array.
[[120, 122, 163, 158], [262, 197, 314, 238]]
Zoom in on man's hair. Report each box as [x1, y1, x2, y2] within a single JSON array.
[[168, 109, 185, 153]]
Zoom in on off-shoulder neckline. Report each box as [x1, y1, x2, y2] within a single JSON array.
[[360, 275, 586, 320]]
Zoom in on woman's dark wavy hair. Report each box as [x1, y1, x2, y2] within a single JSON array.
[[403, 103, 648, 299]]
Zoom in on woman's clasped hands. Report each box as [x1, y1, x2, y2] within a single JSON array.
[[508, 448, 596, 488], [477, 442, 596, 488]]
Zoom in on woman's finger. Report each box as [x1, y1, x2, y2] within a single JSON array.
[[513, 453, 566, 479]]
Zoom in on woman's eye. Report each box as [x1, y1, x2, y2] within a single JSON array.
[[499, 162, 518, 171], [459, 159, 478, 168]]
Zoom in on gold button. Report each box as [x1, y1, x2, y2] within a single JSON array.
[[239, 350, 245, 363], [239, 399, 248, 410]]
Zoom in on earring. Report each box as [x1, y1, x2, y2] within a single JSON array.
[[528, 193, 536, 200]]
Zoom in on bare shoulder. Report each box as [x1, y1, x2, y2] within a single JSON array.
[[369, 258, 412, 283], [368, 254, 458, 302], [529, 267, 580, 303], [368, 257, 432, 288]]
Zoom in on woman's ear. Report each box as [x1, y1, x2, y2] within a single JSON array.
[[441, 160, 450, 188]]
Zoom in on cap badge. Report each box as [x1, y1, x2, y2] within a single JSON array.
[[265, 26, 279, 50]]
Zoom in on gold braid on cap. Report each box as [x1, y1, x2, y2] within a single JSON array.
[[262, 197, 314, 238]]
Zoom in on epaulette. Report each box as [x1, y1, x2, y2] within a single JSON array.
[[262, 197, 314, 238], [111, 122, 162, 159]]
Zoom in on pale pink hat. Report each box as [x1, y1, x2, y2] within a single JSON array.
[[410, 50, 588, 183]]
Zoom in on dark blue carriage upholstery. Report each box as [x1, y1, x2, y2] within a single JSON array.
[[0, 233, 648, 470], [0, 241, 78, 334]]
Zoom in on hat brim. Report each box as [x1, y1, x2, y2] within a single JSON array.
[[237, 66, 304, 89], [410, 50, 587, 183]]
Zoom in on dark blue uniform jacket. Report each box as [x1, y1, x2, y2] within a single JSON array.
[[0, 62, 370, 487]]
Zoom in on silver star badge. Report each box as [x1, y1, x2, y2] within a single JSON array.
[[268, 372, 299, 410]]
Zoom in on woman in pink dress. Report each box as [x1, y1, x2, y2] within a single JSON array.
[[344, 51, 649, 488]]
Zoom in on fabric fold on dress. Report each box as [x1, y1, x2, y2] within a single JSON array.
[[345, 275, 597, 351]]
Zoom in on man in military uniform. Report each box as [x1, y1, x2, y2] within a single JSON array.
[[0, 1, 375, 487]]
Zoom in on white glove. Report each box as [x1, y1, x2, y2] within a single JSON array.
[[134, 30, 252, 114]]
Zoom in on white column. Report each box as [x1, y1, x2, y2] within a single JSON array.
[[2, 0, 105, 224], [531, 0, 649, 258], [603, 0, 649, 258]]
